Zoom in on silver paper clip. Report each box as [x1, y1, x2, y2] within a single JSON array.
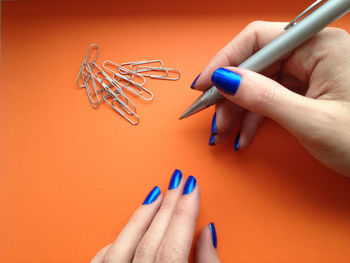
[[120, 60, 181, 80], [103, 60, 153, 101], [87, 62, 137, 115], [137, 66, 181, 81], [76, 44, 181, 125], [76, 44, 100, 87]]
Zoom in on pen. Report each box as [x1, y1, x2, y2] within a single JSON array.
[[180, 0, 350, 120]]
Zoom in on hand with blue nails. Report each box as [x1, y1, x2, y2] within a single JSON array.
[[192, 21, 350, 176], [90, 169, 220, 263]]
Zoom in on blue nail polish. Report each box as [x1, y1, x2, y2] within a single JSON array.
[[209, 112, 217, 146], [143, 186, 161, 205], [209, 135, 215, 146], [211, 68, 241, 95], [209, 222, 217, 249], [234, 133, 240, 151], [211, 112, 217, 135], [168, 169, 182, 190], [191, 73, 201, 89], [183, 176, 196, 195]]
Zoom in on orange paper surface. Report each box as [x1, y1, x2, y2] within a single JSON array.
[[1, 1, 350, 262]]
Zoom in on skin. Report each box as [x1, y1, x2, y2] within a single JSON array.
[[193, 21, 350, 177], [90, 174, 221, 263], [91, 22, 350, 262]]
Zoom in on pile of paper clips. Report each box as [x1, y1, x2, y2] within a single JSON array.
[[76, 44, 181, 125]]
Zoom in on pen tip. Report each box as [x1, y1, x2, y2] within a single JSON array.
[[179, 91, 215, 120]]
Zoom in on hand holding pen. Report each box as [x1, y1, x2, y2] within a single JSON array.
[[90, 2, 350, 262], [191, 20, 350, 176], [91, 20, 350, 263]]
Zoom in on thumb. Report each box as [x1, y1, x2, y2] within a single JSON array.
[[211, 67, 319, 133], [194, 223, 221, 263]]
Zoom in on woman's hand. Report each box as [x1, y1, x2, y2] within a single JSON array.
[[90, 169, 220, 263], [192, 21, 350, 176]]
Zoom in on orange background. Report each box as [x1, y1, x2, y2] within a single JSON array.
[[1, 1, 350, 262]]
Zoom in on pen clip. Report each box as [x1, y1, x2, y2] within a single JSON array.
[[284, 0, 326, 30]]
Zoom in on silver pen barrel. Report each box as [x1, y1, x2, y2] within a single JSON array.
[[180, 0, 350, 120]]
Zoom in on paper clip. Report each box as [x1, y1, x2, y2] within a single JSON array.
[[100, 89, 140, 125], [136, 66, 181, 80], [103, 60, 153, 101], [76, 44, 100, 88], [104, 60, 147, 86], [82, 74, 101, 109], [120, 60, 181, 80], [76, 44, 181, 125], [134, 65, 169, 79], [87, 62, 137, 115], [121, 60, 167, 79], [121, 60, 164, 72]]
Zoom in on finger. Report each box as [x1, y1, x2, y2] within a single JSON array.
[[280, 27, 350, 94], [230, 74, 279, 150], [191, 21, 287, 91], [103, 186, 163, 263], [133, 169, 185, 262], [211, 67, 319, 135], [215, 100, 245, 134], [213, 129, 235, 146], [235, 112, 264, 151], [155, 176, 200, 262], [209, 100, 244, 146], [195, 223, 220, 263], [90, 244, 112, 263], [215, 100, 240, 133]]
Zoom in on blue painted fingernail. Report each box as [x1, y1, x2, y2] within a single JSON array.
[[209, 112, 217, 146], [183, 176, 196, 195], [168, 169, 182, 190], [211, 68, 241, 95], [209, 222, 217, 249], [234, 132, 240, 152], [191, 73, 201, 89], [211, 112, 217, 135], [209, 134, 215, 146], [143, 186, 161, 205]]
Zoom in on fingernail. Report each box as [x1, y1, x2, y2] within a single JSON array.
[[211, 68, 241, 95], [168, 169, 182, 190], [183, 176, 196, 195], [191, 73, 201, 89], [209, 222, 217, 249], [209, 134, 215, 146], [142, 186, 161, 205], [211, 112, 217, 135], [209, 112, 217, 146], [234, 132, 240, 151]]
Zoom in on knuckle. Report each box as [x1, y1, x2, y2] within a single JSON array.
[[242, 20, 268, 52], [215, 49, 230, 65], [129, 209, 144, 226], [159, 196, 177, 212], [245, 20, 267, 33], [134, 234, 158, 259], [327, 27, 349, 37], [247, 20, 264, 29], [319, 28, 350, 47], [102, 255, 116, 263], [173, 205, 192, 221], [313, 28, 350, 59], [252, 82, 278, 114], [155, 241, 186, 263]]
